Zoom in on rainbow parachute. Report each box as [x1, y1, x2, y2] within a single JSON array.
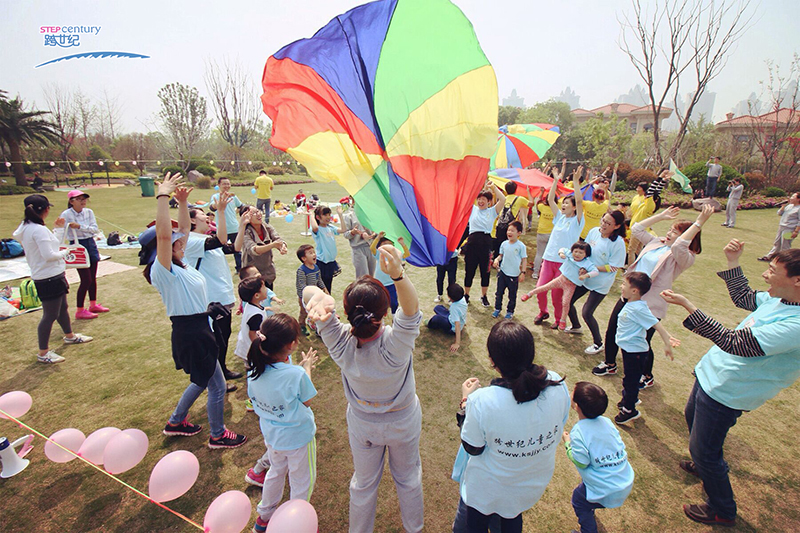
[[490, 123, 561, 170], [261, 0, 498, 266]]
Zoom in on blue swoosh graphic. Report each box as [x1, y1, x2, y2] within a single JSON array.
[[35, 51, 150, 68]]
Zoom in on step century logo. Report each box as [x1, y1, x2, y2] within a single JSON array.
[[36, 25, 149, 68]]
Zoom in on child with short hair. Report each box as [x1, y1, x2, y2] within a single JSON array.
[[370, 232, 410, 314], [614, 272, 680, 424], [310, 205, 344, 293], [562, 382, 634, 533], [492, 220, 527, 319], [234, 276, 283, 362], [427, 283, 467, 352], [295, 244, 327, 336], [248, 314, 319, 533], [521, 241, 598, 330]]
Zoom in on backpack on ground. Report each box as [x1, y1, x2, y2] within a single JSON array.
[[107, 231, 122, 246], [19, 279, 41, 309], [495, 196, 521, 237], [0, 238, 24, 258]]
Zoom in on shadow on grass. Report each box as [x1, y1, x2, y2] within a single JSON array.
[[74, 492, 122, 531], [38, 472, 85, 510]]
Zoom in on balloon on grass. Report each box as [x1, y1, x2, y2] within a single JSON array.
[[78, 427, 121, 464], [204, 490, 252, 533], [266, 500, 318, 533], [149, 450, 200, 503], [44, 428, 86, 463], [285, 213, 294, 223], [103, 428, 149, 474], [0, 391, 33, 419]]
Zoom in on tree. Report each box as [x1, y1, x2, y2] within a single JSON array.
[[498, 105, 522, 127], [112, 133, 158, 175], [619, 0, 753, 165], [518, 100, 576, 132], [204, 58, 262, 165], [74, 89, 97, 156], [42, 83, 79, 172], [156, 83, 210, 171], [576, 114, 633, 168], [0, 91, 59, 186], [98, 89, 123, 141]]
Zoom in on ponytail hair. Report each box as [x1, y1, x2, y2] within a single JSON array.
[[23, 205, 45, 225], [247, 313, 301, 380], [343, 276, 389, 339], [486, 321, 564, 403]]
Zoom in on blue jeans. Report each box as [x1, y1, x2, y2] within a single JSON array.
[[684, 380, 742, 520], [169, 361, 226, 438], [705, 176, 718, 198], [427, 305, 454, 333], [453, 498, 516, 533], [571, 483, 605, 533], [256, 198, 271, 223]]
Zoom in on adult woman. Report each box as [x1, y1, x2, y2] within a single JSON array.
[[534, 166, 584, 327], [566, 210, 627, 353], [59, 190, 108, 319], [186, 193, 243, 383], [531, 196, 554, 279], [463, 183, 505, 307], [236, 205, 287, 289], [759, 192, 800, 261], [592, 205, 714, 387], [453, 320, 570, 532], [13, 194, 93, 364], [304, 246, 423, 533], [145, 173, 246, 449]]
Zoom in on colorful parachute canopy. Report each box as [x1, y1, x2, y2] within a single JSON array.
[[490, 123, 561, 170], [261, 0, 498, 267], [488, 168, 573, 199]]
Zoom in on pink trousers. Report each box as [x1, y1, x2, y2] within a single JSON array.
[[535, 260, 571, 323]]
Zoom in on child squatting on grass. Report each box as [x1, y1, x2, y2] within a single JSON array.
[[247, 313, 319, 533], [562, 382, 634, 533], [427, 283, 468, 352]]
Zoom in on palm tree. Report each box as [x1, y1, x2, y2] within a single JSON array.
[[0, 90, 60, 187]]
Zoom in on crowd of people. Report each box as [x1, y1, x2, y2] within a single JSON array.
[[13, 165, 800, 532]]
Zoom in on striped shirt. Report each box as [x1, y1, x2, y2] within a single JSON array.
[[60, 207, 99, 240], [296, 263, 327, 298]]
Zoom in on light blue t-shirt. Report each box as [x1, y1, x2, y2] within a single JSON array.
[[695, 291, 800, 411], [615, 300, 658, 353], [264, 288, 277, 317], [559, 250, 598, 286], [312, 224, 339, 263], [569, 416, 634, 508], [184, 233, 235, 306], [542, 212, 585, 263], [209, 193, 243, 233], [150, 259, 208, 317], [374, 250, 394, 286], [469, 205, 497, 234], [449, 297, 467, 332], [460, 373, 570, 518], [583, 228, 627, 295], [248, 362, 317, 451], [499, 239, 527, 277], [631, 245, 669, 277]]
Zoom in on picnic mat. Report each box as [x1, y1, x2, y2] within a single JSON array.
[[0, 255, 115, 283], [65, 260, 135, 284]]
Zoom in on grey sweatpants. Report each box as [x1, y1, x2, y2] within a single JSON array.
[[767, 225, 795, 257], [351, 245, 376, 279], [725, 198, 739, 227], [346, 399, 424, 533]]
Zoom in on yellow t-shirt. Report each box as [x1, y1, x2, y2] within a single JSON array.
[[627, 195, 657, 238], [254, 175, 274, 200], [491, 194, 530, 237], [536, 202, 555, 235], [581, 200, 610, 239]]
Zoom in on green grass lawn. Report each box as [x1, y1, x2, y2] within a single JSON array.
[[0, 183, 798, 532]]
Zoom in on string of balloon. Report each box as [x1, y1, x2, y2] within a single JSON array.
[[0, 407, 205, 531], [3, 159, 296, 166]]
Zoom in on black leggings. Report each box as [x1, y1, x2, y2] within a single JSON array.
[[603, 297, 657, 373], [212, 312, 232, 374], [38, 295, 72, 350], [567, 286, 607, 346], [436, 256, 458, 295], [463, 233, 492, 289], [76, 261, 98, 307]]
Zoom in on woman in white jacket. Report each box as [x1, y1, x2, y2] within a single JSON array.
[[13, 195, 92, 364]]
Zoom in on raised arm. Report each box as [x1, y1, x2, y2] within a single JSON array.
[[234, 210, 249, 252], [490, 182, 506, 215], [378, 244, 418, 315], [213, 191, 230, 242], [573, 166, 584, 221], [155, 173, 185, 270], [309, 209, 319, 233], [677, 204, 714, 244], [547, 172, 560, 216]]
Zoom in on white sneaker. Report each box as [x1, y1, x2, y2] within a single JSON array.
[[64, 333, 93, 344], [584, 343, 604, 355], [38, 351, 65, 364], [564, 326, 583, 335], [433, 295, 442, 303]]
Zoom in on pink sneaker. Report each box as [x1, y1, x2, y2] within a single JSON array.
[[75, 308, 98, 320], [245, 468, 266, 487], [88, 303, 109, 313]]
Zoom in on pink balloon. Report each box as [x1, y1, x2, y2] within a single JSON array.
[[0, 391, 33, 419], [266, 500, 318, 533], [103, 428, 149, 474], [44, 428, 86, 463], [78, 427, 121, 464], [148, 450, 200, 503], [203, 490, 252, 533]]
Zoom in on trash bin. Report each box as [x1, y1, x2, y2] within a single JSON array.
[[138, 176, 155, 197]]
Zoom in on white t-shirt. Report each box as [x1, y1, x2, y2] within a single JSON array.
[[13, 221, 66, 280]]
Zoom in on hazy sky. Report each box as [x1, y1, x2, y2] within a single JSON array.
[[2, 0, 798, 133]]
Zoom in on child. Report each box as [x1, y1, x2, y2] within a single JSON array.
[[522, 241, 598, 330], [370, 232, 411, 314], [234, 276, 283, 362], [491, 220, 527, 319], [562, 382, 634, 533], [434, 250, 459, 303], [427, 283, 467, 352], [614, 272, 680, 424], [295, 244, 327, 336], [310, 205, 344, 293], [247, 314, 319, 533]]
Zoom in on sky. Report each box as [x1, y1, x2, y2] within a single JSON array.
[[1, 0, 798, 133]]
